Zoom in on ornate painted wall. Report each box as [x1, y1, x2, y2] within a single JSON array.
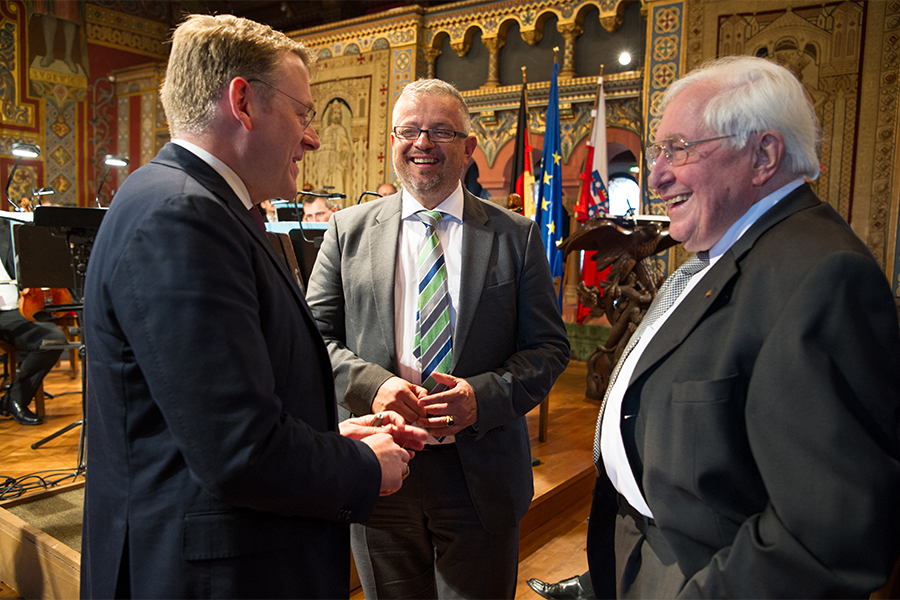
[[670, 0, 900, 295], [3, 0, 897, 297], [294, 0, 646, 208], [0, 0, 170, 209], [298, 49, 393, 204]]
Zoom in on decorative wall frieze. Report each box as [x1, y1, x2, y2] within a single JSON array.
[[466, 71, 642, 167], [85, 4, 168, 60], [295, 0, 632, 60], [462, 69, 641, 111], [295, 6, 427, 55]]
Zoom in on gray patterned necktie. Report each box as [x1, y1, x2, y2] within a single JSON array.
[[593, 251, 710, 463]]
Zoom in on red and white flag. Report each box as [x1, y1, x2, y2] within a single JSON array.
[[574, 75, 610, 323], [575, 75, 609, 221]]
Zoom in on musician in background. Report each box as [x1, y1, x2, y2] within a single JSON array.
[[0, 220, 65, 426], [300, 188, 338, 222], [259, 199, 278, 222], [377, 182, 397, 197]]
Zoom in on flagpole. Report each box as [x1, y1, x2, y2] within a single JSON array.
[[571, 65, 613, 323], [548, 46, 567, 303], [537, 48, 564, 300], [575, 64, 605, 219], [593, 64, 604, 118], [521, 65, 535, 205]]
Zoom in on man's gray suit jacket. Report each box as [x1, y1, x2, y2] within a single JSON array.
[[306, 190, 570, 532]]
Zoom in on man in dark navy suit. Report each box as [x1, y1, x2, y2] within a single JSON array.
[[81, 14, 424, 599]]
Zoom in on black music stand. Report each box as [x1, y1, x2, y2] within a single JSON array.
[[18, 206, 105, 468], [287, 224, 326, 288]]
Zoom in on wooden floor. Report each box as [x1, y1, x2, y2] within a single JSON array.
[[0, 359, 600, 599]]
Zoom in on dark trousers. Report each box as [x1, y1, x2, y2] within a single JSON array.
[[587, 475, 686, 599], [613, 510, 686, 598], [351, 444, 519, 599], [0, 308, 65, 406]]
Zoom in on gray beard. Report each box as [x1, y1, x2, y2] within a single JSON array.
[[396, 166, 444, 195]]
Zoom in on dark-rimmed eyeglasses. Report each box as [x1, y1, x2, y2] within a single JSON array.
[[392, 126, 466, 143], [646, 135, 736, 169], [246, 78, 316, 131]]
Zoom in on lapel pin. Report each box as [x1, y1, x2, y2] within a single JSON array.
[[705, 290, 712, 297]]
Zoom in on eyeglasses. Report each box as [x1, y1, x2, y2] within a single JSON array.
[[392, 126, 466, 143], [646, 135, 736, 169], [246, 78, 316, 131]]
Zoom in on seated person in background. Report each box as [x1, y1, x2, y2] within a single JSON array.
[[0, 222, 65, 426], [376, 182, 396, 197], [301, 189, 338, 222], [259, 199, 277, 222]]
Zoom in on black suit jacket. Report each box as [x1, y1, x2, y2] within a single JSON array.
[[590, 184, 900, 597], [81, 143, 382, 599]]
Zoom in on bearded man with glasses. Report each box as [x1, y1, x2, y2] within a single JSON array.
[[584, 56, 900, 599], [307, 78, 570, 598]]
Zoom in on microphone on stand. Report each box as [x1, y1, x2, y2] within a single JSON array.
[[358, 191, 381, 204], [302, 190, 346, 200], [291, 190, 346, 242]]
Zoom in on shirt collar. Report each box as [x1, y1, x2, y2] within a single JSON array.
[[400, 182, 464, 223], [708, 177, 806, 260], [171, 139, 253, 210]]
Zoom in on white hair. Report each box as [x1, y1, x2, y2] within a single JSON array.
[[662, 56, 821, 179]]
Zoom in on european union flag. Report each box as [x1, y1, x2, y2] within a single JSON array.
[[536, 61, 565, 286]]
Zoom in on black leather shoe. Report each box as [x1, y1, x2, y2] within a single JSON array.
[[527, 576, 591, 600], [0, 395, 43, 426]]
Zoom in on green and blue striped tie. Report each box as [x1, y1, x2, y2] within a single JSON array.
[[413, 210, 452, 394]]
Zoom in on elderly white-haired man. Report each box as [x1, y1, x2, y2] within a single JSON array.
[[587, 55, 900, 598]]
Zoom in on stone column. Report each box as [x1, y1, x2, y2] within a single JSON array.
[[424, 47, 441, 79], [558, 22, 583, 80], [483, 36, 505, 88]]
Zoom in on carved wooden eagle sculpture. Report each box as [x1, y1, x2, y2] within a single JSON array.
[[558, 214, 677, 295], [558, 214, 677, 399]]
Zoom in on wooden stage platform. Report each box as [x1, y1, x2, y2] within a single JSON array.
[[0, 359, 599, 599]]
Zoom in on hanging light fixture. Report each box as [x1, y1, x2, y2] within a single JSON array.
[[95, 154, 130, 207], [5, 143, 41, 211]]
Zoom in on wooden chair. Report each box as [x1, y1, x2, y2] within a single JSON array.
[[0, 340, 45, 418]]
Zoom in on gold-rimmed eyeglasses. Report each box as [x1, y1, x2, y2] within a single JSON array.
[[246, 78, 316, 131], [392, 126, 466, 143], [646, 135, 736, 169]]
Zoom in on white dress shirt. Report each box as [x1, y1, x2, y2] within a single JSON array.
[[171, 139, 252, 210], [394, 183, 464, 443], [601, 178, 806, 517]]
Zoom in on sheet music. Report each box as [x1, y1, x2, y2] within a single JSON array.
[[0, 209, 34, 223]]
